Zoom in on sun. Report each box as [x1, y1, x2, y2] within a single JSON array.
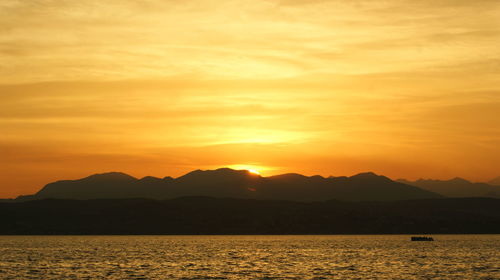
[[227, 164, 263, 176], [247, 169, 260, 175]]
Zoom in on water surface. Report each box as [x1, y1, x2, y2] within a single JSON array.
[[0, 235, 498, 279]]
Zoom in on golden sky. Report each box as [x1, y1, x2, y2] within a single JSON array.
[[1, 0, 500, 197]]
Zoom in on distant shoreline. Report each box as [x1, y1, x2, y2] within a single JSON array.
[[1, 197, 499, 235]]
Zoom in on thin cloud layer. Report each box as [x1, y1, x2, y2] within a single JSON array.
[[1, 0, 499, 197]]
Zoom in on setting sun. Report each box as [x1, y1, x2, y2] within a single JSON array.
[[0, 0, 499, 199], [247, 169, 260, 175], [226, 165, 264, 176], [1, 1, 499, 278]]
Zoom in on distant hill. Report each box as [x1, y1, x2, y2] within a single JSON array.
[[15, 168, 441, 202], [397, 178, 500, 198], [489, 177, 500, 186], [1, 197, 498, 234]]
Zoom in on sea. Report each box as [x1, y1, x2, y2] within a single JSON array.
[[0, 235, 498, 279]]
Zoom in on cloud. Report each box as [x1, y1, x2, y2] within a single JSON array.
[[2, 0, 499, 82], [1, 0, 499, 196]]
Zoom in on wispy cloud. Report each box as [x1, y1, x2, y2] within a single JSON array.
[[1, 0, 499, 196]]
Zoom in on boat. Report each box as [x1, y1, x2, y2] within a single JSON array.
[[411, 236, 434, 241]]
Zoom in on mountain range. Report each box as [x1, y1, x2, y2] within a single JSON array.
[[3, 168, 500, 234], [397, 178, 500, 198], [8, 168, 500, 202], [13, 168, 443, 202], [489, 176, 500, 186]]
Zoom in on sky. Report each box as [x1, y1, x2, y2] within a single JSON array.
[[1, 0, 500, 197]]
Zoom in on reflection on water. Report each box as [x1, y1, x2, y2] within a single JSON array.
[[0, 235, 498, 279]]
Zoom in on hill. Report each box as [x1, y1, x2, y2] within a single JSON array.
[[398, 178, 500, 198], [16, 168, 441, 202], [489, 176, 500, 186]]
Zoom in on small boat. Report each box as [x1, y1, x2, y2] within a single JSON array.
[[411, 236, 434, 241]]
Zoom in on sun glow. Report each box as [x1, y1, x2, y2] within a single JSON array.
[[247, 169, 260, 175], [227, 165, 264, 175]]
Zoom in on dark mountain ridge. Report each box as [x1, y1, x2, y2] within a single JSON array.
[[489, 176, 500, 186], [15, 168, 441, 202], [398, 177, 500, 198]]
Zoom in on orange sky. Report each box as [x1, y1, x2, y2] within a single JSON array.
[[1, 0, 500, 197]]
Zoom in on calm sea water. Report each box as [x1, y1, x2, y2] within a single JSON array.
[[0, 235, 498, 279]]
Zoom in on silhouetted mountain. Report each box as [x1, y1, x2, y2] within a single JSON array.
[[1, 197, 498, 234], [259, 172, 440, 201], [397, 178, 500, 198], [16, 168, 441, 202], [14, 195, 37, 202], [35, 172, 141, 199], [489, 176, 500, 186], [174, 168, 261, 198]]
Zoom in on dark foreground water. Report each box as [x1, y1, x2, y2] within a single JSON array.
[[0, 235, 498, 279]]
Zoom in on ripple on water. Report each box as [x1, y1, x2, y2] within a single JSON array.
[[0, 235, 499, 279]]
